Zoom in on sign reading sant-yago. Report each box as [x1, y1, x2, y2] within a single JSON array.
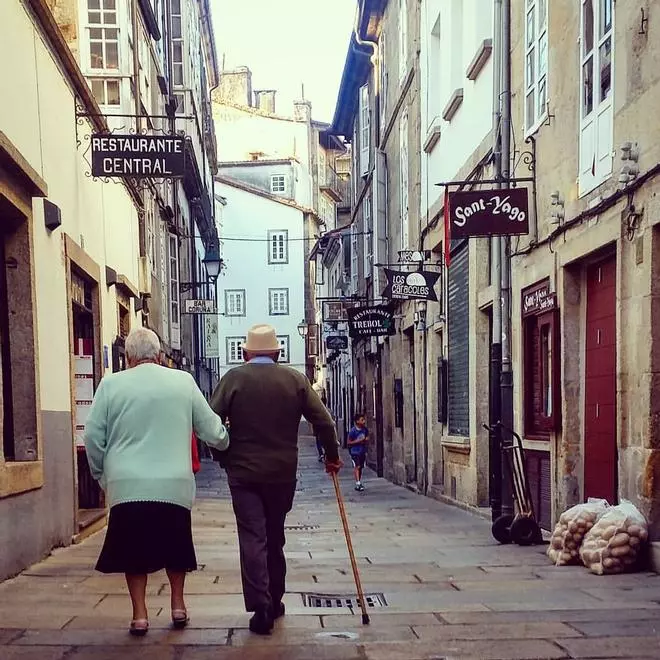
[[448, 187, 529, 238], [91, 134, 186, 178]]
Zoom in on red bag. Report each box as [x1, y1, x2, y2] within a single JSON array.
[[191, 432, 201, 474]]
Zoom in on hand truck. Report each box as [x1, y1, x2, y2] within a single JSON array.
[[484, 422, 543, 546]]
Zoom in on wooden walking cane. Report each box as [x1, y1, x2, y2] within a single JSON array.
[[331, 471, 370, 625]]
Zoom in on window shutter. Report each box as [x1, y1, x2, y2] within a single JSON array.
[[359, 84, 370, 176]]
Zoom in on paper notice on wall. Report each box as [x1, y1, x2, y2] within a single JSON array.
[[74, 355, 94, 447]]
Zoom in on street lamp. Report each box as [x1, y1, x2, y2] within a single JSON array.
[[297, 319, 309, 337], [202, 243, 223, 284]]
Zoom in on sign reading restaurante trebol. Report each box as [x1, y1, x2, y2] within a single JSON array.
[[91, 134, 186, 178]]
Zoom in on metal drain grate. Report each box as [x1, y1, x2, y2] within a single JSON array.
[[301, 592, 387, 609], [284, 524, 320, 531]]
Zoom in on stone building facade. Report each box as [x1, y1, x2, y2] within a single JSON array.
[[328, 0, 660, 549]]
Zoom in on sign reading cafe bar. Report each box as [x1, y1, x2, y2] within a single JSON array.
[[447, 187, 529, 238], [91, 134, 186, 178]]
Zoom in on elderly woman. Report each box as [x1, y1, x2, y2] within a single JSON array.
[[84, 327, 228, 636]]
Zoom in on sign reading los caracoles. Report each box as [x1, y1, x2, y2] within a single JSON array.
[[91, 134, 186, 178], [382, 269, 440, 302]]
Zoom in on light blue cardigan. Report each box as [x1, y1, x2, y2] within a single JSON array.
[[84, 363, 228, 510]]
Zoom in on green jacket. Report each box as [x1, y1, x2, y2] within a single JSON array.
[[210, 362, 339, 482]]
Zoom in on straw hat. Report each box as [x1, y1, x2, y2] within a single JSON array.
[[242, 324, 280, 354]]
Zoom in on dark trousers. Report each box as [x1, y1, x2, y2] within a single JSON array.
[[228, 478, 296, 612]]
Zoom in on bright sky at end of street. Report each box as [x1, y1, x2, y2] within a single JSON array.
[[211, 0, 357, 124]]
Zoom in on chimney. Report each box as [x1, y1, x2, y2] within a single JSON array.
[[214, 66, 253, 106], [254, 90, 277, 114], [293, 99, 312, 122]]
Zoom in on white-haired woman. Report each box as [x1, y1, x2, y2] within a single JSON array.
[[84, 327, 228, 636]]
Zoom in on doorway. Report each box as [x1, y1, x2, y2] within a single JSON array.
[[71, 270, 103, 518], [584, 254, 617, 502]]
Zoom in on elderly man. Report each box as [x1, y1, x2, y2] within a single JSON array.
[[210, 324, 341, 634]]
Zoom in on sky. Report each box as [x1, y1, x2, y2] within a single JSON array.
[[210, 0, 357, 124]]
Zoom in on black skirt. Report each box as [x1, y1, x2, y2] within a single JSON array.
[[96, 501, 197, 574]]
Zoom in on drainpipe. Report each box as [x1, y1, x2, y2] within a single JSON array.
[[499, 0, 515, 517], [490, 0, 503, 522]]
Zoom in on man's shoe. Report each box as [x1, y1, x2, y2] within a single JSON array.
[[249, 607, 273, 635], [272, 601, 285, 620]]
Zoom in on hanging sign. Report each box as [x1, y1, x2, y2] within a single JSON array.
[[184, 299, 216, 314], [382, 269, 440, 302], [322, 301, 348, 322], [326, 335, 349, 350], [347, 305, 395, 339], [91, 134, 186, 178], [203, 314, 219, 358], [522, 280, 557, 317], [448, 188, 529, 238]]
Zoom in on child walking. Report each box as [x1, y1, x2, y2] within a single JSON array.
[[347, 413, 369, 491]]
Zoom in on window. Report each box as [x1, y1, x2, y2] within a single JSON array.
[[350, 224, 359, 293], [363, 196, 373, 278], [90, 78, 120, 106], [524, 0, 548, 132], [579, 0, 614, 195], [450, 0, 464, 92], [172, 0, 184, 86], [277, 335, 290, 363], [144, 196, 156, 276], [522, 282, 560, 436], [269, 288, 289, 315], [399, 110, 409, 250], [225, 289, 245, 316], [226, 337, 245, 364], [379, 33, 388, 130], [268, 230, 288, 264], [168, 234, 180, 348], [359, 84, 370, 177], [88, 0, 119, 70], [270, 175, 286, 194], [399, 0, 408, 82]]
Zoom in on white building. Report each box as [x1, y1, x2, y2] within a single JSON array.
[[213, 67, 346, 383]]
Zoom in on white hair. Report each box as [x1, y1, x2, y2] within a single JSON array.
[[125, 327, 161, 362]]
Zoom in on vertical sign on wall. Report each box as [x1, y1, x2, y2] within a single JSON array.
[[203, 315, 219, 358], [74, 339, 94, 447]]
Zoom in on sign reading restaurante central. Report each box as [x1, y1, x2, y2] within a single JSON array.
[[91, 134, 186, 178]]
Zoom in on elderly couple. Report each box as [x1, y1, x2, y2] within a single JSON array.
[[84, 324, 342, 636]]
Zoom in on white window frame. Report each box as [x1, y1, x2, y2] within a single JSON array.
[[226, 337, 245, 364], [350, 224, 359, 293], [270, 174, 286, 194], [363, 196, 373, 280], [269, 288, 289, 315], [90, 78, 121, 106], [171, 0, 184, 87], [578, 0, 614, 196], [318, 149, 327, 186], [87, 0, 120, 71], [524, 0, 549, 135], [268, 230, 289, 264], [277, 335, 290, 363], [399, 110, 409, 250], [379, 33, 388, 131], [168, 233, 180, 349], [399, 0, 408, 82], [359, 84, 370, 177], [225, 289, 246, 316]]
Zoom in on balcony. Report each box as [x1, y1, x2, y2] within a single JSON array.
[[319, 165, 344, 203]]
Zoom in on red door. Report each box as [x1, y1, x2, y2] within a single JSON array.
[[584, 255, 617, 502]]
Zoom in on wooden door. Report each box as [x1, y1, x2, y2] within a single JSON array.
[[584, 255, 617, 502]]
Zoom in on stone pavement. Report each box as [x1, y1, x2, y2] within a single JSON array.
[[1, 439, 660, 659]]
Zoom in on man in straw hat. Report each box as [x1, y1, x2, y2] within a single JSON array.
[[209, 324, 342, 634]]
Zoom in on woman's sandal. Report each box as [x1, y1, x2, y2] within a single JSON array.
[[129, 619, 149, 637], [171, 609, 189, 629]]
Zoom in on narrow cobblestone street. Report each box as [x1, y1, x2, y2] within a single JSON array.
[[1, 437, 660, 659]]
